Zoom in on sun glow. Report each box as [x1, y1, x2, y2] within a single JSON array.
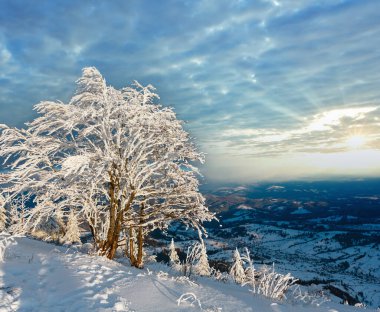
[[346, 135, 366, 149]]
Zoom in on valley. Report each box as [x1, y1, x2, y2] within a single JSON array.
[[154, 180, 380, 308]]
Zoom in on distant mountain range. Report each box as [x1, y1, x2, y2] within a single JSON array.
[[158, 179, 380, 307]]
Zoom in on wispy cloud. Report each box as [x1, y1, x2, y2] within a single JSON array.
[[0, 0, 379, 181], [218, 106, 380, 155]]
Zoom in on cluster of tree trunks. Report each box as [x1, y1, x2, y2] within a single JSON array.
[[88, 167, 145, 267]]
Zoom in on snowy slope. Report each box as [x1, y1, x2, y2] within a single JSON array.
[[0, 237, 374, 312]]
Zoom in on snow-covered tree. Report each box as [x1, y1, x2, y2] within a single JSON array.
[[193, 239, 211, 276], [185, 238, 211, 277], [0, 194, 7, 232], [241, 248, 256, 292], [169, 238, 181, 271], [0, 67, 214, 265], [230, 248, 246, 284], [63, 210, 81, 244]]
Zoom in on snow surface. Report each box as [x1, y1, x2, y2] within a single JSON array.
[[291, 207, 312, 215], [0, 237, 374, 312], [237, 204, 253, 210], [267, 186, 285, 191]]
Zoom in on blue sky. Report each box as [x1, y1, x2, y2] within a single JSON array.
[[1, 0, 380, 182]]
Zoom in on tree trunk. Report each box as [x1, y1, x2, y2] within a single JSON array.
[[124, 230, 129, 258], [99, 166, 122, 259], [136, 203, 145, 268], [103, 168, 117, 256], [107, 208, 124, 259], [96, 167, 136, 260], [129, 227, 136, 265]]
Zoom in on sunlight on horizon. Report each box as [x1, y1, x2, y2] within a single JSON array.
[[205, 149, 380, 182], [306, 149, 379, 171], [346, 135, 366, 150]]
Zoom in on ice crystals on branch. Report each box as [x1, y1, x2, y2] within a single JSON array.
[[61, 155, 90, 177], [0, 194, 7, 232]]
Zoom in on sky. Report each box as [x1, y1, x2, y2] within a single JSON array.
[[1, 0, 380, 182]]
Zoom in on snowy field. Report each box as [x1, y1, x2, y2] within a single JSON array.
[[0, 237, 374, 312]]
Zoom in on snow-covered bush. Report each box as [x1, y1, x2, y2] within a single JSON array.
[[241, 248, 256, 291], [177, 293, 202, 308], [289, 285, 330, 306], [253, 264, 297, 300], [0, 233, 17, 262], [231, 247, 297, 300], [184, 239, 211, 277], [169, 238, 182, 271], [211, 268, 229, 282], [31, 230, 53, 241], [62, 210, 81, 244], [31, 215, 62, 242], [177, 292, 222, 311]]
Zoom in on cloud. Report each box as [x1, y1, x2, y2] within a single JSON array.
[[0, 0, 379, 180], [0, 47, 11, 66], [306, 107, 377, 131], [218, 106, 380, 156]]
